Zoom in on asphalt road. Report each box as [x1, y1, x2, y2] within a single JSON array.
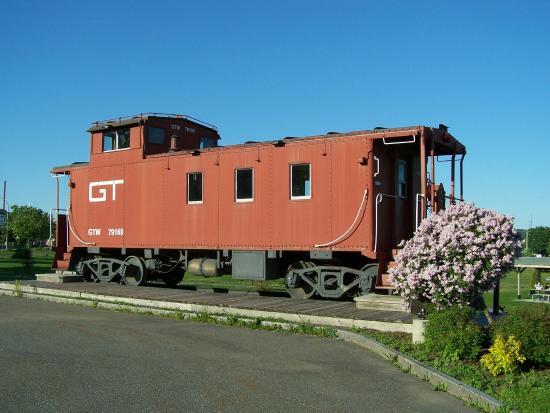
[[0, 296, 474, 413]]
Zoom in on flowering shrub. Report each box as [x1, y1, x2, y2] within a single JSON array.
[[388, 202, 521, 308], [481, 335, 526, 376]]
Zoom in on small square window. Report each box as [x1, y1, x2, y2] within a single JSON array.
[[187, 172, 203, 204], [117, 129, 130, 149], [200, 137, 215, 149], [235, 168, 253, 202], [102, 128, 130, 151], [290, 163, 311, 200], [103, 132, 116, 151], [148, 127, 165, 145]]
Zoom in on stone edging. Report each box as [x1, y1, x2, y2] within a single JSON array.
[[0, 282, 414, 333], [337, 330, 511, 413]]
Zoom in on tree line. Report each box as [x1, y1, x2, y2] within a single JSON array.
[[0, 205, 50, 248], [523, 226, 550, 256]]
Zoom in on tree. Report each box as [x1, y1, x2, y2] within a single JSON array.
[[526, 226, 550, 256], [8, 205, 50, 248], [389, 202, 522, 309]]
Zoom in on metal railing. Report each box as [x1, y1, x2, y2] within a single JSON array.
[[48, 208, 67, 249], [90, 112, 217, 130]]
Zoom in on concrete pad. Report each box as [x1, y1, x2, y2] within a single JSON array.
[[35, 273, 83, 283], [354, 294, 406, 312]]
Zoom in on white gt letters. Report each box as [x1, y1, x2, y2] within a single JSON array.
[[89, 180, 124, 203]]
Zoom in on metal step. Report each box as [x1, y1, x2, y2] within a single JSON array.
[[374, 286, 396, 295]]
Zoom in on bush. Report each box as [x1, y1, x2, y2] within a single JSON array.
[[494, 305, 550, 366], [481, 335, 526, 376], [424, 306, 486, 362], [389, 202, 522, 308], [12, 248, 31, 260]]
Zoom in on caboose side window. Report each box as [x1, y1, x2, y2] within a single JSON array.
[[148, 127, 165, 144], [187, 172, 203, 204], [290, 163, 311, 200], [235, 168, 253, 202], [200, 137, 215, 149], [397, 160, 407, 198], [102, 128, 130, 151]]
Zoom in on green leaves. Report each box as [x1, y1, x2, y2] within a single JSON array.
[[7, 205, 49, 247]]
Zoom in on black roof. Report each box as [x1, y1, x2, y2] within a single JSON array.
[[87, 113, 217, 133]]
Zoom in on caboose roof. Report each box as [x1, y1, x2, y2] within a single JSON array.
[[87, 112, 217, 133], [148, 124, 465, 157]]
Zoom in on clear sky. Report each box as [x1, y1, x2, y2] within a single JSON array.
[[1, 0, 548, 229]]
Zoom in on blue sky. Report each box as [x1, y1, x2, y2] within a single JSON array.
[[1, 0, 548, 228]]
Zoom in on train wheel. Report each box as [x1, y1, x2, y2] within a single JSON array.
[[286, 261, 316, 300], [76, 258, 95, 282], [122, 256, 147, 286], [162, 268, 184, 287]]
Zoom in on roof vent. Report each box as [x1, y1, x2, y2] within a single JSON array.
[[439, 124, 449, 132]]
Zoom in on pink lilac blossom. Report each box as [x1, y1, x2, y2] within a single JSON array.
[[388, 202, 522, 308]]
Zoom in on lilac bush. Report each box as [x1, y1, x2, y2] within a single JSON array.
[[388, 202, 522, 308]]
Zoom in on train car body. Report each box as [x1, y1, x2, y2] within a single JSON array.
[[51, 113, 466, 299]]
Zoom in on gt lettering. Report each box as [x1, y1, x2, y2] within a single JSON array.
[[89, 180, 124, 203]]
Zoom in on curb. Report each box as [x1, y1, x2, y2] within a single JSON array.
[[0, 282, 414, 334], [336, 330, 507, 413]]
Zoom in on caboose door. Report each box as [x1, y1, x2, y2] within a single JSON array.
[[393, 154, 417, 245]]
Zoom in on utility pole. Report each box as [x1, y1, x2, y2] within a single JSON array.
[[2, 181, 7, 250], [526, 214, 532, 253]]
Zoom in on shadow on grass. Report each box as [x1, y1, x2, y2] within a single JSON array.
[[0, 249, 55, 282]]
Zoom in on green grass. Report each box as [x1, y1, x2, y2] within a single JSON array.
[[0, 248, 55, 282], [354, 327, 550, 413], [484, 268, 543, 312], [180, 272, 285, 292], [0, 248, 286, 292]]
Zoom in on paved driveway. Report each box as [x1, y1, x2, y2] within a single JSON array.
[[0, 296, 473, 412]]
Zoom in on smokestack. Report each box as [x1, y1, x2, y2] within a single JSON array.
[[170, 135, 180, 151], [2, 181, 5, 210]]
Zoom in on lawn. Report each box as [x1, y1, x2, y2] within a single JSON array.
[[0, 248, 55, 282], [484, 267, 543, 312], [1, 249, 544, 302], [0, 248, 286, 291], [180, 273, 285, 292]]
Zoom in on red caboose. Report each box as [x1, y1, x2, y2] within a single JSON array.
[[51, 113, 466, 299]]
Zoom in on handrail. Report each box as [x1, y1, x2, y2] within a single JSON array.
[[382, 135, 416, 145], [315, 189, 368, 248], [374, 193, 401, 252], [67, 207, 96, 246], [91, 112, 217, 130], [48, 208, 67, 248], [415, 193, 425, 230]]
